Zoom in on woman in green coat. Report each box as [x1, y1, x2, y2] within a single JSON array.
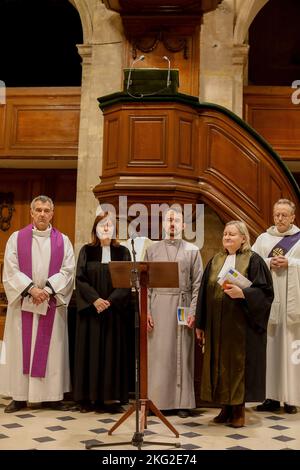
[[195, 220, 274, 428]]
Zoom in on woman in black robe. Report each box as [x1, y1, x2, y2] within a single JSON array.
[[73, 212, 131, 413], [195, 220, 274, 428]]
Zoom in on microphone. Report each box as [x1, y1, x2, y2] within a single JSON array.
[[127, 55, 145, 91], [163, 56, 171, 88], [128, 225, 138, 240]]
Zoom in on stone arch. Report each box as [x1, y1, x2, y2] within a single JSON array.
[[233, 0, 269, 45], [69, 0, 93, 43]]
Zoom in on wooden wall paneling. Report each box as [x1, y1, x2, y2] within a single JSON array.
[[10, 106, 79, 149], [0, 172, 34, 256], [45, 171, 77, 245], [0, 169, 77, 256], [243, 86, 300, 160], [0, 87, 81, 161]]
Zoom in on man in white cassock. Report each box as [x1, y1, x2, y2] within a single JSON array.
[[144, 208, 202, 418], [253, 198, 300, 414], [0, 195, 75, 413]]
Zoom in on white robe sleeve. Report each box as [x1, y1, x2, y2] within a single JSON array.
[[3, 232, 33, 305], [188, 250, 203, 317], [47, 235, 75, 306], [287, 243, 300, 323]]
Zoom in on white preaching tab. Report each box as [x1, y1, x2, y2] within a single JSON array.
[[101, 246, 111, 264], [22, 296, 49, 316]]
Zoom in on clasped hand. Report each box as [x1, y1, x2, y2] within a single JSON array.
[[270, 255, 288, 270], [93, 297, 110, 313], [30, 286, 50, 305]]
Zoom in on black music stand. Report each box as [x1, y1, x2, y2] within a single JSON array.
[[86, 257, 181, 450]]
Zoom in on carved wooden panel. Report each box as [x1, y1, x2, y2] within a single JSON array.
[[128, 115, 167, 166], [177, 116, 194, 170], [244, 86, 300, 160], [205, 125, 260, 207], [0, 88, 80, 160], [198, 108, 299, 234], [96, 99, 300, 239], [104, 116, 120, 171], [10, 107, 79, 148]]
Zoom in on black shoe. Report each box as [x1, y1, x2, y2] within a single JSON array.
[[104, 403, 125, 414], [256, 399, 280, 412], [4, 400, 27, 413], [284, 403, 298, 414], [177, 409, 190, 418], [80, 402, 95, 413], [43, 401, 70, 411]]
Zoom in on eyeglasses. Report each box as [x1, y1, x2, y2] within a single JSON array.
[[273, 213, 292, 219]]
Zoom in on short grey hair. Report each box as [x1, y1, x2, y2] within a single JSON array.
[[273, 199, 295, 215], [30, 195, 54, 211], [224, 220, 251, 252]]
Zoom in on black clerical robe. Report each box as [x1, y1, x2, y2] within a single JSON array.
[[195, 250, 274, 404], [73, 244, 131, 403]]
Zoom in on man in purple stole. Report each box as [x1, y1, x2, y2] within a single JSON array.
[[253, 199, 300, 414], [0, 195, 75, 413]]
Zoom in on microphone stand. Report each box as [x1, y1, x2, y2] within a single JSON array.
[[130, 237, 144, 449], [86, 238, 180, 450]]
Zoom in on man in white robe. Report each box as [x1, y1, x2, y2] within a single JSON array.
[[144, 209, 203, 418], [252, 198, 300, 413], [0, 195, 75, 413]]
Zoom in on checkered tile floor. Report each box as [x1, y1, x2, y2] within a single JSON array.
[[0, 397, 300, 450]]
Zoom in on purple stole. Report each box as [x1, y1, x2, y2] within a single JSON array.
[[17, 224, 64, 378], [268, 231, 300, 257]]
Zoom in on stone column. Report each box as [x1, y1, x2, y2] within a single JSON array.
[[199, 1, 236, 112], [74, 2, 124, 255], [232, 44, 249, 117], [74, 43, 95, 255], [199, 0, 267, 117]]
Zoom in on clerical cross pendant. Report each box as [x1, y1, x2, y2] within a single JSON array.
[[272, 247, 284, 256]]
